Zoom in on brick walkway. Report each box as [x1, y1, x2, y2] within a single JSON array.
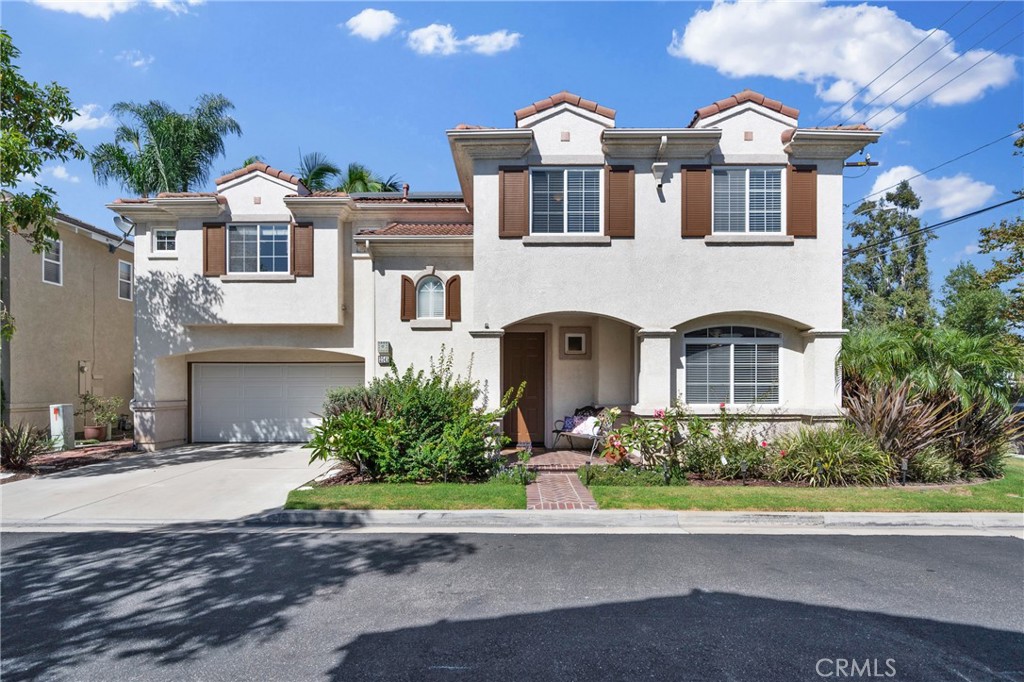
[[526, 472, 599, 510]]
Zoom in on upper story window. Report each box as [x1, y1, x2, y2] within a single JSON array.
[[713, 168, 783, 233], [416, 276, 444, 319], [228, 224, 288, 273], [684, 326, 781, 405], [118, 261, 133, 301], [531, 168, 601, 234], [153, 229, 176, 252], [42, 240, 62, 285]]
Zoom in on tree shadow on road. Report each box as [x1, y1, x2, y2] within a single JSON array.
[[329, 590, 1024, 681], [1, 530, 476, 681]]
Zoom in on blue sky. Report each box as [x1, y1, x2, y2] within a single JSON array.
[[6, 0, 1023, 296]]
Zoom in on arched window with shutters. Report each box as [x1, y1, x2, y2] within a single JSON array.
[[416, 276, 445, 319], [683, 326, 781, 405]]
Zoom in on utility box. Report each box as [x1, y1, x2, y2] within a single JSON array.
[[49, 404, 74, 451]]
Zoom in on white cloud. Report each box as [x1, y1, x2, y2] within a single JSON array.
[[408, 24, 461, 56], [869, 165, 997, 219], [407, 23, 521, 56], [669, 0, 1018, 127], [462, 29, 522, 56], [39, 165, 81, 184], [344, 8, 399, 41], [117, 49, 155, 69], [30, 0, 201, 20], [65, 104, 116, 132]]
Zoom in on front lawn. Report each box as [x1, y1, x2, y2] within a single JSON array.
[[285, 481, 526, 510], [588, 458, 1024, 513]]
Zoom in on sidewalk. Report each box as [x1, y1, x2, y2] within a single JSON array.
[[6, 510, 1020, 537]]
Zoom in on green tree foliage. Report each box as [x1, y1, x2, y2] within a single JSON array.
[[844, 180, 935, 328], [0, 28, 86, 340], [335, 162, 401, 193], [940, 261, 1010, 338], [297, 151, 341, 191], [0, 28, 85, 253], [90, 94, 241, 196], [975, 127, 1023, 330]]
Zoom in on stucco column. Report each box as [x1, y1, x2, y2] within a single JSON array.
[[469, 329, 504, 411], [634, 328, 674, 415], [801, 329, 845, 416]]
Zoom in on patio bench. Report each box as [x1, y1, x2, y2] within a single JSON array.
[[552, 405, 607, 460]]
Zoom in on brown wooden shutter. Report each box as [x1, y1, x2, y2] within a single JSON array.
[[604, 165, 635, 238], [680, 166, 712, 237], [202, 223, 226, 276], [400, 275, 415, 321], [498, 167, 529, 238], [787, 165, 818, 238], [445, 275, 462, 321], [291, 223, 314, 276]]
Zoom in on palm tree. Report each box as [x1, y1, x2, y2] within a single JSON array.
[[91, 94, 241, 195], [335, 162, 402, 193], [297, 151, 341, 191]]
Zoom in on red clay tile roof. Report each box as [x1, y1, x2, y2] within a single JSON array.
[[355, 195, 464, 204], [113, 198, 150, 204], [689, 89, 799, 127], [215, 162, 305, 187], [453, 123, 496, 130], [114, 194, 228, 204], [362, 222, 474, 237], [780, 124, 873, 144], [514, 91, 616, 122]]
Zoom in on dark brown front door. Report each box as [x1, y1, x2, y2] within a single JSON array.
[[503, 332, 545, 447]]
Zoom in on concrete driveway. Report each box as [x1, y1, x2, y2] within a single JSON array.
[[1, 443, 329, 526]]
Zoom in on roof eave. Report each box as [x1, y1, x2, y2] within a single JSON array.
[[602, 128, 723, 158], [785, 130, 883, 159]]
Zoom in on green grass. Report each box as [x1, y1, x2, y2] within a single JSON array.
[[588, 458, 1024, 513], [285, 481, 526, 510]]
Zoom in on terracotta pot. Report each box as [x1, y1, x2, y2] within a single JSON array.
[[83, 425, 107, 441]]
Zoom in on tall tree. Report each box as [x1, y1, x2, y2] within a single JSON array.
[[90, 94, 241, 196], [978, 125, 1024, 330], [844, 180, 935, 328], [940, 261, 1009, 338], [0, 28, 86, 341]]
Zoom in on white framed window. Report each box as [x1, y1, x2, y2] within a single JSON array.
[[713, 167, 784, 233], [530, 167, 602, 234], [416, 276, 444, 319], [684, 326, 781, 405], [227, 224, 289, 273], [118, 260, 133, 301], [42, 240, 62, 285], [152, 228, 176, 252]]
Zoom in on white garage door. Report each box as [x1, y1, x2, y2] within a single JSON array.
[[191, 363, 364, 443]]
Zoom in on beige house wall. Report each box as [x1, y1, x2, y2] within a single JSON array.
[[6, 221, 134, 432]]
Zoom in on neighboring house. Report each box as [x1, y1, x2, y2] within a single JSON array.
[[110, 89, 880, 451], [2, 213, 134, 433]]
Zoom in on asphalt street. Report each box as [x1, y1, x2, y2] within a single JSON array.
[[2, 530, 1021, 681]]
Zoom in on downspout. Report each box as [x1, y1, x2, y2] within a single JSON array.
[[1, 244, 10, 427]]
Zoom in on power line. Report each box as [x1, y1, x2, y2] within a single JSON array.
[[844, 196, 1023, 256], [843, 129, 1023, 211], [872, 27, 1024, 129], [818, 1, 972, 126], [864, 10, 1024, 127], [839, 2, 1008, 126]]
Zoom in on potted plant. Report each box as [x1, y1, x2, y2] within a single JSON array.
[[78, 392, 124, 442]]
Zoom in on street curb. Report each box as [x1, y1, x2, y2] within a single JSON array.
[[250, 509, 1024, 532]]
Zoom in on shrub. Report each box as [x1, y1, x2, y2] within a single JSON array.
[[1, 423, 55, 471], [578, 464, 687, 487], [677, 412, 774, 480], [307, 349, 521, 482], [490, 465, 537, 485], [946, 403, 1024, 477], [772, 426, 892, 487], [907, 448, 963, 484]]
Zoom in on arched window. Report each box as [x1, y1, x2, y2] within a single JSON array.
[[416, 276, 445, 319], [683, 326, 780, 405]]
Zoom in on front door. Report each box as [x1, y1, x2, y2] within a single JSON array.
[[503, 332, 545, 447]]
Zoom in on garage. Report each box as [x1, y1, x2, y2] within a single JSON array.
[[191, 363, 364, 443]]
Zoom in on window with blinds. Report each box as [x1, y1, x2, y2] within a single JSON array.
[[416, 276, 445, 319], [713, 168, 783, 233], [42, 239, 62, 285], [684, 326, 781, 405], [531, 168, 600, 234]]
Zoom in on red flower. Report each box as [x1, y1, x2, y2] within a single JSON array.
[[760, 440, 768, 448], [779, 450, 787, 457], [719, 402, 726, 409]]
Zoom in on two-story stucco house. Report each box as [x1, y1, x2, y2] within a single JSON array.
[[110, 90, 880, 451], [2, 213, 134, 433]]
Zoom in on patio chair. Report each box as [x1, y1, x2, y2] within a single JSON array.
[[552, 405, 607, 460]]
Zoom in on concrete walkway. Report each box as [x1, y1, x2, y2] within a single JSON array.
[[2, 443, 328, 525]]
